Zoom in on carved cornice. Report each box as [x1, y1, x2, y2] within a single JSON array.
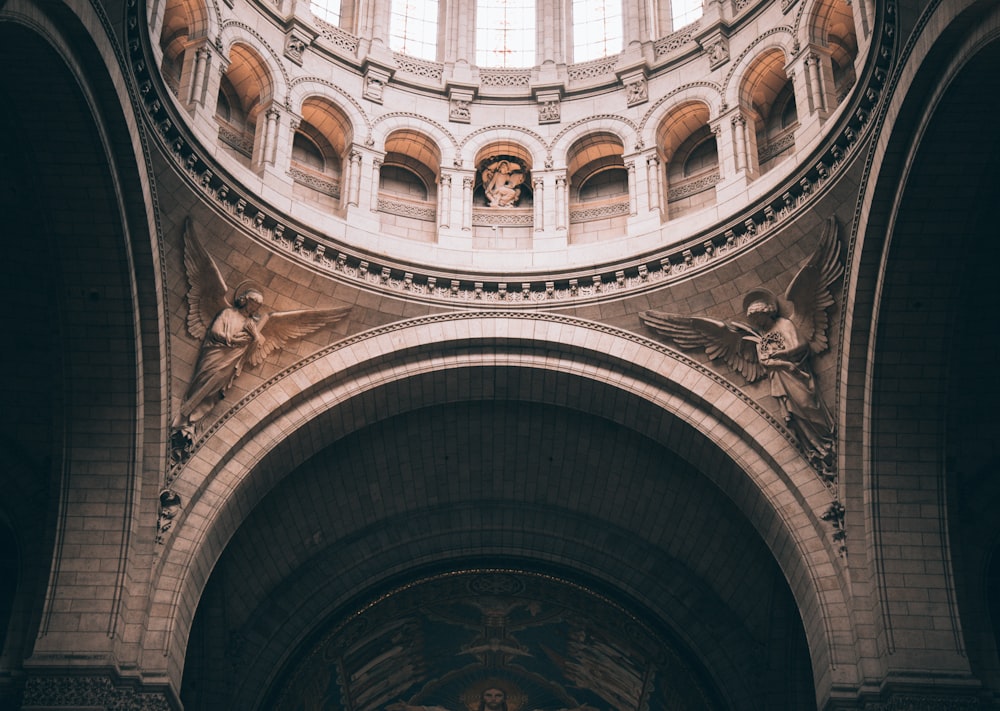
[[22, 676, 173, 711], [125, 0, 896, 308]]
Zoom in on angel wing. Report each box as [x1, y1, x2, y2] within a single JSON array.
[[182, 217, 230, 340], [246, 306, 352, 368], [509, 170, 525, 188], [782, 217, 844, 354], [639, 311, 767, 383]]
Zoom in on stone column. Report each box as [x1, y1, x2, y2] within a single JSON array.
[[371, 157, 383, 211], [439, 173, 452, 229], [645, 153, 662, 216], [252, 105, 282, 173], [462, 175, 473, 231], [347, 149, 363, 207], [533, 177, 544, 231], [178, 39, 226, 137], [625, 159, 638, 216], [555, 173, 567, 230]]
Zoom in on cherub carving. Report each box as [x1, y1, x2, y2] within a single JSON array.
[[172, 217, 350, 449], [640, 217, 844, 474], [481, 160, 526, 207]]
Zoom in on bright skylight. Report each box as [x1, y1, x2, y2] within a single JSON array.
[[390, 0, 440, 60], [476, 0, 536, 67], [573, 0, 623, 62]]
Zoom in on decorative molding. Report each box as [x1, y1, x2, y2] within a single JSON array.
[[314, 18, 360, 54], [480, 68, 532, 87], [567, 57, 618, 83], [288, 167, 341, 198], [22, 676, 171, 711], [217, 123, 253, 157], [569, 200, 629, 223], [654, 21, 701, 57], [472, 209, 534, 226], [863, 695, 981, 711], [393, 53, 444, 81], [667, 172, 721, 201], [377, 196, 437, 221], [758, 130, 796, 162]]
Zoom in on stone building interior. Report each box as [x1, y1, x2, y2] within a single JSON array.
[[1, 0, 1000, 709]]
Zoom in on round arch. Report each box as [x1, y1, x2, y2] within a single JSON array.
[[148, 313, 854, 702]]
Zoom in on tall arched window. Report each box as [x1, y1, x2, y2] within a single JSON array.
[[311, 0, 341, 24], [572, 0, 623, 62], [476, 0, 535, 67], [390, 0, 440, 60]]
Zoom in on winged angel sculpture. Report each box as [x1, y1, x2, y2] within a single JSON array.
[[171, 218, 350, 460], [640, 218, 844, 474]]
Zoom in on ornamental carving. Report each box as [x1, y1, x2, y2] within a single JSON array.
[[640, 218, 844, 476], [479, 158, 530, 207]]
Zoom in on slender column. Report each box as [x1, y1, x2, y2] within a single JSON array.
[[732, 113, 747, 173], [347, 150, 363, 207], [439, 173, 452, 228], [462, 176, 473, 231], [555, 174, 567, 230], [538, 0, 567, 65], [533, 177, 544, 231], [625, 160, 638, 216], [806, 53, 826, 114], [188, 46, 211, 107], [371, 158, 383, 211], [646, 154, 662, 215], [252, 105, 281, 172]]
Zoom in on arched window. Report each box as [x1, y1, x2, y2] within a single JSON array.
[[311, 0, 341, 24], [476, 0, 535, 67], [390, 0, 439, 60], [572, 0, 623, 62]]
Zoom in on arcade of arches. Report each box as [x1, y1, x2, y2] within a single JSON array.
[[1, 0, 999, 709]]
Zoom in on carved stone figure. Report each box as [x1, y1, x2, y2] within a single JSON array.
[[481, 160, 526, 207], [172, 218, 350, 445], [640, 217, 843, 473], [624, 78, 647, 106]]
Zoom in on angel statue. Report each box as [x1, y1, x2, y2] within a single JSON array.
[[482, 159, 525, 207], [170, 217, 350, 461], [639, 217, 844, 475]]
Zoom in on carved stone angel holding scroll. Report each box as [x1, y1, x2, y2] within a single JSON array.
[[172, 217, 350, 454], [640, 218, 844, 474]]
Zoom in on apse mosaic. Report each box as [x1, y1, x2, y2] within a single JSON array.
[[271, 571, 720, 711]]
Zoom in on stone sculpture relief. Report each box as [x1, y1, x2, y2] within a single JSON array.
[[640, 217, 843, 475], [171, 217, 350, 461], [481, 159, 527, 207]]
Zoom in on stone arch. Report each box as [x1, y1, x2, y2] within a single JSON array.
[[156, 0, 213, 94], [0, 0, 166, 690], [843, 0, 1000, 697], [549, 115, 636, 168], [802, 0, 859, 100], [370, 112, 459, 166], [460, 126, 548, 173], [637, 82, 724, 147], [147, 313, 854, 700], [653, 99, 719, 218], [722, 31, 795, 111], [564, 131, 629, 244]]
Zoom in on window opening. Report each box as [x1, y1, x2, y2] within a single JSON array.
[[476, 0, 536, 67], [390, 0, 439, 60], [572, 0, 623, 62]]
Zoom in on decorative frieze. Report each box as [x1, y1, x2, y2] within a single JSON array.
[[288, 167, 341, 198], [569, 200, 630, 223], [480, 68, 531, 87], [472, 209, 534, 226], [377, 196, 437, 221], [653, 21, 701, 57], [567, 57, 618, 83], [217, 124, 253, 157], [22, 676, 171, 711], [393, 53, 444, 81], [667, 172, 721, 201], [314, 18, 360, 54]]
